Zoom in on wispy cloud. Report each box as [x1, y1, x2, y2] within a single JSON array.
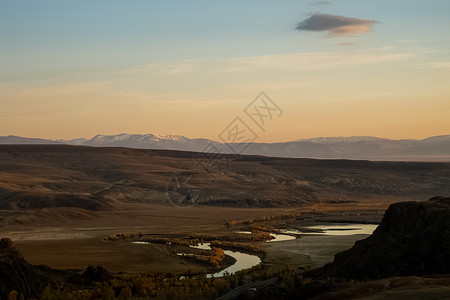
[[308, 0, 332, 6], [218, 51, 405, 72], [0, 81, 110, 100], [426, 62, 450, 69], [296, 13, 378, 37], [121, 48, 408, 75]]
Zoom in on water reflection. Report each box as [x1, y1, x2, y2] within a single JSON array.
[[284, 224, 378, 236], [191, 243, 261, 278], [234, 230, 296, 242], [266, 233, 296, 242]]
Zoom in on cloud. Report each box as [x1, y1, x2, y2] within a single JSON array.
[[296, 13, 378, 37], [308, 1, 331, 6], [121, 48, 409, 75], [426, 62, 450, 69]]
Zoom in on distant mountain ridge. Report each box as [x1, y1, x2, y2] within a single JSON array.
[[295, 136, 391, 143], [1, 134, 449, 161], [0, 135, 63, 145]]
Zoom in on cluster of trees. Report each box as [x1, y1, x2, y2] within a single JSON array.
[[274, 266, 313, 293], [225, 212, 307, 228], [209, 247, 225, 269], [245, 224, 273, 232], [7, 264, 330, 300], [105, 229, 274, 246], [246, 231, 273, 242], [7, 291, 24, 300], [140, 238, 200, 247], [105, 233, 202, 247], [209, 240, 262, 253], [179, 247, 226, 269], [11, 272, 238, 300], [189, 231, 272, 242], [104, 232, 144, 241]]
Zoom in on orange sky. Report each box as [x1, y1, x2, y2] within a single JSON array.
[[1, 1, 449, 142]]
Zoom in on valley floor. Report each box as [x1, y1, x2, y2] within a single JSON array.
[[0, 201, 390, 274]]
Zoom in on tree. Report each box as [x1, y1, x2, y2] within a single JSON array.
[[119, 286, 132, 299], [7, 291, 18, 300]]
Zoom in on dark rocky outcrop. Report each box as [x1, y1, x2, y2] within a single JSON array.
[[314, 196, 450, 280], [81, 265, 111, 284], [0, 238, 50, 298]]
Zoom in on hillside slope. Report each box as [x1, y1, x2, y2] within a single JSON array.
[[0, 145, 449, 210], [0, 238, 49, 298]]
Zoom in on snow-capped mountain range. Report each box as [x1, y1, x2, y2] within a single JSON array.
[[1, 133, 449, 161]]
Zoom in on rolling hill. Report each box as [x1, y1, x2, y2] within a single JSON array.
[[0, 145, 449, 210]]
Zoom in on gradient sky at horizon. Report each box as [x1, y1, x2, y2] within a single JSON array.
[[1, 0, 449, 142]]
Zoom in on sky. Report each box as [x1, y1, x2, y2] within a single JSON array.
[[1, 0, 449, 142]]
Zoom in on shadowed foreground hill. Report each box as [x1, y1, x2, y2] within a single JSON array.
[[313, 196, 450, 280], [0, 238, 49, 298], [0, 145, 450, 209]]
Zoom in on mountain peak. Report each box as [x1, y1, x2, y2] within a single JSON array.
[[1, 134, 449, 161], [422, 135, 450, 143]]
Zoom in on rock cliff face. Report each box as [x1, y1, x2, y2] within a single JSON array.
[[316, 196, 450, 280], [0, 238, 49, 298]]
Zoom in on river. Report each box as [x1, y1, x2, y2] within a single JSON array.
[[190, 242, 261, 278], [133, 223, 377, 277]]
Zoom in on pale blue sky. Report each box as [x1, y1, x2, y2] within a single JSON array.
[[2, 0, 449, 78], [1, 1, 449, 140]]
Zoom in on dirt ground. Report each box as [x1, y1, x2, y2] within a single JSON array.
[[260, 234, 370, 271]]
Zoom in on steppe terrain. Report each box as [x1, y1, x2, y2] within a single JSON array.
[[1, 145, 450, 299], [1, 144, 449, 210]]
